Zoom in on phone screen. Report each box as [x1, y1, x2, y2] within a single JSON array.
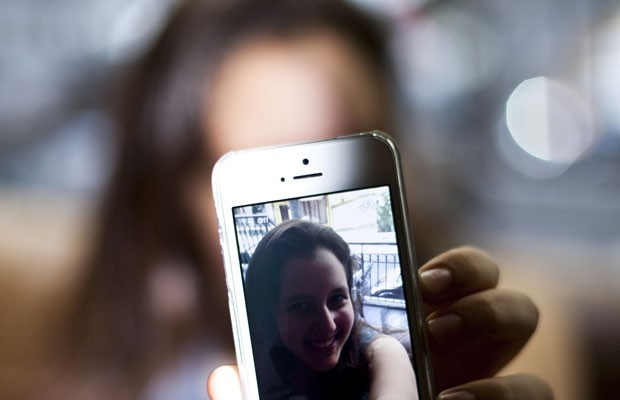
[[232, 185, 419, 399]]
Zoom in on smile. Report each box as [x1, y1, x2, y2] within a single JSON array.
[[305, 333, 339, 353]]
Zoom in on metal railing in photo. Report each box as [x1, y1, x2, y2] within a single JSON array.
[[350, 242, 409, 341], [234, 215, 275, 269], [349, 242, 405, 306]]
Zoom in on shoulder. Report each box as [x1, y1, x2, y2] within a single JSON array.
[[365, 332, 405, 358], [364, 333, 418, 399]]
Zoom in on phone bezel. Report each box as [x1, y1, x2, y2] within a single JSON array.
[[212, 131, 434, 399]]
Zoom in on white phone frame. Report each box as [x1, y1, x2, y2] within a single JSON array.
[[212, 131, 434, 400]]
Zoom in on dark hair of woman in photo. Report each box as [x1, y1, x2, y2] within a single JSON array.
[[59, 0, 393, 397], [245, 219, 372, 400]]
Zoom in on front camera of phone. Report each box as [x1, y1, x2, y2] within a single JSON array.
[[302, 158, 309, 165], [280, 177, 285, 182]]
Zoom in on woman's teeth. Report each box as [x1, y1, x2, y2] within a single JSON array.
[[308, 336, 336, 349]]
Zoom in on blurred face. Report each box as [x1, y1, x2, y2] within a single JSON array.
[[275, 247, 354, 371], [191, 30, 388, 262], [204, 29, 387, 155]]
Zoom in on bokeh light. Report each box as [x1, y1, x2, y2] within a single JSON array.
[[503, 77, 596, 174], [394, 6, 501, 108]]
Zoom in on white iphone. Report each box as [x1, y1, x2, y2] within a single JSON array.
[[212, 131, 434, 400]]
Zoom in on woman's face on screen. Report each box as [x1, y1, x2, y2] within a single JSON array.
[[275, 247, 354, 371]]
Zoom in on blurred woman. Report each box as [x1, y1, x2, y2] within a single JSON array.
[[63, 1, 392, 398], [54, 1, 549, 399]]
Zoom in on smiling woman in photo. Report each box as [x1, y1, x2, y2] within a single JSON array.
[[244, 219, 417, 400]]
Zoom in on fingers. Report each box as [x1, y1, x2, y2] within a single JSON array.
[[437, 374, 554, 400], [427, 288, 539, 351], [420, 247, 499, 306], [207, 365, 242, 400], [427, 288, 540, 388], [419, 247, 544, 392]]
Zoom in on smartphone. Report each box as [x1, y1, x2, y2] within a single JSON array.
[[212, 131, 434, 400]]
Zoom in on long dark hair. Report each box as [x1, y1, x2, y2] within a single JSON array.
[[245, 220, 368, 397], [66, 0, 389, 385]]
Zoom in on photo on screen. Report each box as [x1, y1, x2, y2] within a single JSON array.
[[233, 186, 415, 399]]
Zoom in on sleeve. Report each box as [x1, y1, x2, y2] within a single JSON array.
[[358, 323, 380, 350]]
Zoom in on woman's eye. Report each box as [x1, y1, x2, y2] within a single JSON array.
[[288, 302, 314, 314], [329, 294, 349, 307]]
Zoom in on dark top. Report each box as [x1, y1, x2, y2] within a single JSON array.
[[263, 325, 379, 400]]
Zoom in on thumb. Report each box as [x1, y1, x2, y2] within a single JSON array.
[[207, 365, 242, 400]]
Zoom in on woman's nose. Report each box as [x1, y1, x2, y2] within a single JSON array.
[[314, 305, 337, 332]]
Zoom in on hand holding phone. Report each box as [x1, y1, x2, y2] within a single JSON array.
[[207, 247, 551, 400]]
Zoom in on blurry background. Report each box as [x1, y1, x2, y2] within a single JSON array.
[[0, 0, 618, 399]]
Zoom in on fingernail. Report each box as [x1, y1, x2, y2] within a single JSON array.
[[420, 267, 452, 295], [428, 313, 464, 345], [438, 390, 477, 400]]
